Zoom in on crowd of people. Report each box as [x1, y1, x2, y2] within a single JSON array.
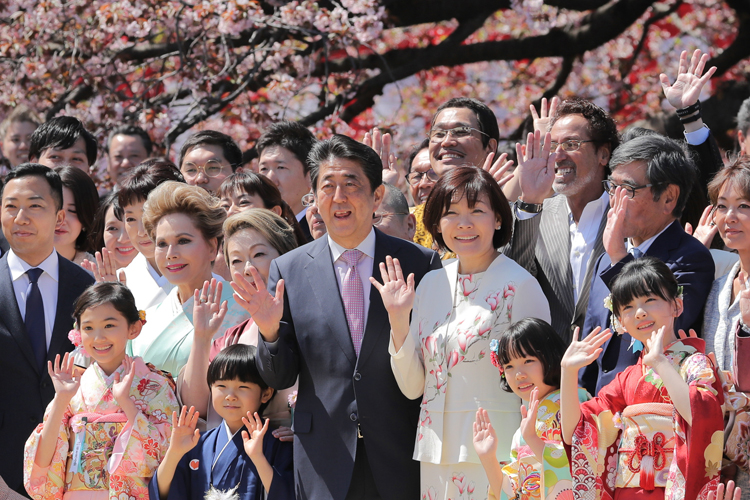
[[0, 48, 749, 500]]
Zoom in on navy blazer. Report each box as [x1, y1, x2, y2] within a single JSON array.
[[0, 252, 94, 494], [256, 229, 441, 500], [579, 220, 714, 395]]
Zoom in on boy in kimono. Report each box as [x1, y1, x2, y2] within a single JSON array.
[[150, 344, 293, 500]]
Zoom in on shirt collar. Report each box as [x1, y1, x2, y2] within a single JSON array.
[[627, 220, 675, 255], [295, 207, 307, 222], [8, 249, 60, 283], [328, 228, 376, 263], [566, 191, 610, 225], [222, 420, 237, 442]]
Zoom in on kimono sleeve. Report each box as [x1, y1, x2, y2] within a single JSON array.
[[266, 439, 294, 500], [22, 404, 73, 500]]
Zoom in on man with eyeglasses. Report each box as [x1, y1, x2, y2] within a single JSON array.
[[579, 134, 714, 396], [404, 140, 440, 251], [177, 130, 242, 195], [373, 183, 416, 241]]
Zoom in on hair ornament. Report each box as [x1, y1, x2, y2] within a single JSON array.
[[67, 324, 88, 357], [489, 339, 505, 378], [138, 309, 147, 325], [603, 294, 623, 335]]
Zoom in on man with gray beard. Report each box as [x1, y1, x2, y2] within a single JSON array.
[[505, 98, 619, 342]]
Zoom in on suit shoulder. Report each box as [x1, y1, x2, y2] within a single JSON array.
[[60, 257, 96, 287], [392, 235, 438, 261], [272, 241, 320, 271]]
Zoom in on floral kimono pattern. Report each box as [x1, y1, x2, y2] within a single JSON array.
[[23, 357, 178, 500], [570, 337, 724, 500]]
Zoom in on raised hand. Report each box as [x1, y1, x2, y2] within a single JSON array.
[[369, 256, 415, 319], [242, 411, 270, 461], [516, 130, 555, 205], [168, 406, 201, 458], [561, 327, 612, 371], [643, 326, 667, 368], [481, 151, 515, 188], [82, 249, 127, 284], [193, 279, 228, 343], [519, 387, 540, 445], [676, 328, 698, 341], [684, 205, 717, 249], [364, 128, 406, 192], [231, 268, 284, 340], [530, 96, 559, 135], [602, 186, 630, 264], [659, 49, 717, 110], [48, 353, 80, 403], [708, 480, 741, 500], [472, 407, 498, 460], [112, 356, 136, 407]]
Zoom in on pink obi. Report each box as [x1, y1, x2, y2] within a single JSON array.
[[616, 403, 675, 491]]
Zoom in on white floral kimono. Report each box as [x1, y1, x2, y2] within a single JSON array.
[[390, 253, 551, 500]]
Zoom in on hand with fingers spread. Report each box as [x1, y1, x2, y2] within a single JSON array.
[[684, 205, 717, 249], [49, 352, 81, 403], [530, 97, 560, 136], [168, 406, 201, 457], [603, 187, 630, 264], [643, 326, 668, 369], [369, 256, 415, 350], [516, 130, 555, 205], [242, 411, 270, 461], [231, 268, 284, 341], [561, 327, 612, 372], [83, 249, 127, 284], [481, 151, 515, 188], [193, 279, 228, 343], [364, 128, 406, 192], [112, 356, 139, 420], [472, 407, 498, 461], [708, 480, 742, 500], [660, 49, 717, 111], [519, 387, 545, 461]]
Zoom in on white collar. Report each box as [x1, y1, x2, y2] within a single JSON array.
[[8, 249, 60, 283], [565, 191, 609, 224], [627, 220, 675, 255], [295, 207, 307, 222], [327, 228, 377, 262]]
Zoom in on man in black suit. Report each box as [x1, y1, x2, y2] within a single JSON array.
[[0, 164, 95, 495], [256, 121, 318, 242], [235, 135, 441, 500], [580, 135, 714, 395]]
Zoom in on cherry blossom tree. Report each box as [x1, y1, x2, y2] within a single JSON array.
[[1, 0, 748, 183]]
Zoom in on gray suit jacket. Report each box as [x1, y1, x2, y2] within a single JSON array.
[[504, 195, 607, 343]]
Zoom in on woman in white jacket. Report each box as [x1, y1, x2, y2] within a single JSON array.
[[372, 165, 550, 500]]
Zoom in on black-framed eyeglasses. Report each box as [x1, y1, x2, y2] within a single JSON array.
[[602, 179, 656, 199], [549, 139, 596, 152], [373, 212, 409, 226], [428, 126, 489, 143], [181, 159, 227, 178], [406, 169, 439, 186]]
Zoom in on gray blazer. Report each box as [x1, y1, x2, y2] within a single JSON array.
[[703, 260, 741, 371], [504, 194, 607, 343]]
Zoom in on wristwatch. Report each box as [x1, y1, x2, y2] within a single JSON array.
[[515, 198, 543, 214]]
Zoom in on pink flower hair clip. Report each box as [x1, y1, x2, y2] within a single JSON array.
[[67, 324, 88, 357]]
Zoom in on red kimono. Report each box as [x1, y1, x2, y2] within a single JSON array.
[[570, 338, 724, 500]]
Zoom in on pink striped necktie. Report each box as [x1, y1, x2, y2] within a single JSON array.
[[341, 249, 365, 356]]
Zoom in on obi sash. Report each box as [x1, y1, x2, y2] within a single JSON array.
[[616, 403, 675, 491], [64, 412, 128, 492]]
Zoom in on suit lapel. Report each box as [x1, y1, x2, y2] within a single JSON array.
[[304, 239, 357, 366], [0, 255, 38, 371], [539, 197, 575, 314], [48, 255, 76, 362]]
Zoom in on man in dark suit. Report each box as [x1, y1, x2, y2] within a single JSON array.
[[580, 135, 714, 395], [256, 121, 317, 242], [235, 135, 440, 500], [0, 164, 95, 495]]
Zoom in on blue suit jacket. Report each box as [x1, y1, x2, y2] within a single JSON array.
[[149, 425, 293, 500], [579, 220, 714, 395], [0, 252, 94, 494], [256, 229, 441, 500]]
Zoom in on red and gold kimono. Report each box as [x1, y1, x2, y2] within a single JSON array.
[[570, 338, 724, 500]]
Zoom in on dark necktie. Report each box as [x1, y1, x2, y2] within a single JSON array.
[[25, 268, 46, 371]]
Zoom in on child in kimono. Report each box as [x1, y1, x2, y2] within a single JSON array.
[[473, 317, 587, 500], [560, 257, 724, 500], [150, 344, 293, 500], [23, 282, 178, 500]]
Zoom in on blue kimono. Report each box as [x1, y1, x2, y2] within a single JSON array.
[[149, 422, 293, 500]]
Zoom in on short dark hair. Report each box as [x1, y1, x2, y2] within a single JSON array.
[[55, 166, 100, 253], [73, 281, 140, 326], [407, 138, 430, 175], [432, 98, 500, 148], [381, 183, 409, 214], [217, 172, 308, 246], [308, 134, 382, 193], [28, 116, 98, 166], [552, 97, 620, 166], [256, 121, 317, 175], [609, 134, 696, 218], [610, 256, 679, 318], [207, 344, 274, 413], [495, 318, 567, 393], [2, 163, 63, 211], [107, 125, 153, 155], [423, 166, 512, 252], [117, 157, 184, 210], [178, 130, 242, 171], [89, 190, 122, 254]]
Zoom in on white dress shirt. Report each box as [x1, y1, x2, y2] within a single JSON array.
[[567, 192, 609, 302], [327, 228, 376, 328], [8, 249, 60, 348]]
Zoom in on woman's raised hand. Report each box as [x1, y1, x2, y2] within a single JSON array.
[[193, 279, 228, 343], [82, 249, 127, 284], [561, 327, 612, 371], [48, 353, 80, 403], [231, 268, 284, 340], [369, 256, 415, 319], [472, 407, 498, 460]]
